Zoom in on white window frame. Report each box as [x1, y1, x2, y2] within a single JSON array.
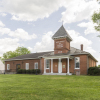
[[75, 57, 80, 69], [46, 59, 50, 69], [26, 63, 29, 70], [7, 64, 10, 70], [34, 62, 38, 69]]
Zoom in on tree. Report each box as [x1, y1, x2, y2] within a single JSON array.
[[1, 47, 31, 62], [92, 0, 100, 33], [92, 12, 100, 32]]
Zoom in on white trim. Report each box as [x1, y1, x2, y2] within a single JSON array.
[[75, 57, 80, 69], [7, 64, 10, 70], [25, 63, 29, 70], [58, 58, 62, 73], [46, 68, 49, 69], [75, 68, 80, 69], [67, 58, 69, 74], [4, 58, 40, 61], [44, 59, 46, 73], [43, 55, 73, 59], [51, 59, 53, 73]]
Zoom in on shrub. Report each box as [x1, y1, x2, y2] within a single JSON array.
[[88, 67, 100, 75], [22, 69, 26, 74], [17, 69, 41, 74], [26, 70, 30, 74], [17, 69, 22, 74], [30, 70, 33, 74], [31, 69, 35, 74], [37, 69, 41, 74]]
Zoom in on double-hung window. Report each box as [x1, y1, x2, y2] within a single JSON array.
[[26, 63, 29, 70], [75, 57, 80, 69], [34, 63, 38, 69], [7, 64, 10, 70], [46, 59, 50, 69]]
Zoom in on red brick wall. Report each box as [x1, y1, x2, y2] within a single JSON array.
[[42, 55, 89, 75], [5, 59, 40, 72], [88, 57, 97, 67], [69, 55, 88, 75], [54, 38, 70, 54], [5, 54, 97, 75]]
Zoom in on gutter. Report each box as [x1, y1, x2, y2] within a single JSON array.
[[4, 57, 40, 61]]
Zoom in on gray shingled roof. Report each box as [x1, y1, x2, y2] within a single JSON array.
[[43, 47, 89, 57], [4, 51, 52, 61], [42, 47, 97, 62], [52, 25, 72, 41], [4, 47, 98, 62]]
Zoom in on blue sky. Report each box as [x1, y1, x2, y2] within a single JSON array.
[[0, 0, 100, 65]]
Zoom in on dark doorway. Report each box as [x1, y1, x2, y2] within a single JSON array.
[[16, 64, 21, 72]]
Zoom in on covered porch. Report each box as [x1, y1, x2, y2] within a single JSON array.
[[43, 55, 73, 75]]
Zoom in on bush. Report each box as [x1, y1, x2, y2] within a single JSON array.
[[17, 69, 41, 74], [88, 67, 100, 75], [26, 70, 30, 74], [22, 69, 26, 74], [37, 69, 41, 74], [17, 69, 22, 74]]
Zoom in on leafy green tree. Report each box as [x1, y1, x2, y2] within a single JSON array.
[[92, 12, 100, 32], [1, 47, 31, 62], [92, 0, 100, 33]]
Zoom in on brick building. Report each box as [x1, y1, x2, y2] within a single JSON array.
[[4, 25, 98, 75]]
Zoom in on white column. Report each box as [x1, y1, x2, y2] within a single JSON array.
[[59, 58, 61, 73], [51, 59, 53, 73], [67, 58, 69, 74], [44, 59, 46, 73]]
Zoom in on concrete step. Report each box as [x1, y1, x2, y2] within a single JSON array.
[[43, 73, 72, 75]]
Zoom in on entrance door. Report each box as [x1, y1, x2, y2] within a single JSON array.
[[16, 64, 21, 72]]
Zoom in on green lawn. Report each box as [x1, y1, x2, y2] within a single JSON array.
[[0, 75, 100, 100]]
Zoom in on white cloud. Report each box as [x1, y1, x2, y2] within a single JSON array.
[[0, 27, 37, 40], [0, 27, 10, 34], [97, 56, 100, 65], [33, 29, 96, 55], [0, 0, 99, 23], [0, 38, 19, 56], [0, 21, 5, 27], [0, 13, 7, 17], [33, 31, 54, 52], [67, 30, 96, 55], [27, 47, 33, 52], [78, 21, 98, 35], [0, 0, 63, 21], [9, 28, 37, 40], [61, 0, 99, 23]]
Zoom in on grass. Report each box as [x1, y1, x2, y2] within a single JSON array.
[[0, 74, 100, 100]]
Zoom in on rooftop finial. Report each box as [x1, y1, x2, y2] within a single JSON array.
[[62, 20, 64, 25]]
